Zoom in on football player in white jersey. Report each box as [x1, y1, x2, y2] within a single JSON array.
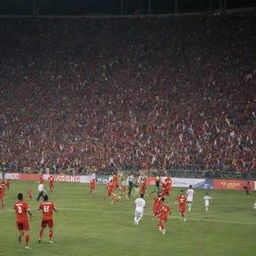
[[186, 185, 195, 212], [203, 192, 212, 212], [134, 194, 146, 225]]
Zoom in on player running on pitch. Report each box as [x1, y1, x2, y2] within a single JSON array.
[[0, 181, 6, 209], [157, 198, 171, 234], [89, 177, 97, 195], [186, 185, 195, 212], [38, 194, 57, 243], [152, 193, 162, 219], [14, 193, 33, 249], [203, 192, 212, 212], [134, 194, 146, 225], [176, 190, 187, 221], [48, 175, 55, 193]]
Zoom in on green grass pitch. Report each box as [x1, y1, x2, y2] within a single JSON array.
[[0, 180, 255, 256]]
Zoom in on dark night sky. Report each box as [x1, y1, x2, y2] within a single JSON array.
[[0, 0, 256, 15]]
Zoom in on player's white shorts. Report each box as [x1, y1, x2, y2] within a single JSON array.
[[205, 202, 209, 207], [135, 208, 144, 218], [187, 196, 193, 202]]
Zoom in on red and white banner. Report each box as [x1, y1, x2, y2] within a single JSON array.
[[5, 173, 20, 180], [146, 177, 210, 189], [2, 173, 80, 183], [213, 179, 254, 191], [43, 174, 81, 183], [1, 172, 256, 190]]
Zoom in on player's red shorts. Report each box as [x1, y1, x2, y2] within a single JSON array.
[[158, 216, 168, 229], [153, 207, 160, 216], [179, 207, 186, 213], [166, 190, 171, 196], [16, 220, 29, 231], [41, 219, 54, 228], [90, 185, 96, 189], [108, 189, 114, 195], [113, 183, 119, 188], [161, 190, 167, 197], [159, 215, 168, 222]]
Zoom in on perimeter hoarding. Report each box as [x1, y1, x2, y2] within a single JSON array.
[[212, 179, 254, 191], [146, 177, 213, 189], [1, 172, 255, 191]]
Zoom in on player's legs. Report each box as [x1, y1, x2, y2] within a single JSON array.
[[48, 220, 54, 242], [39, 221, 46, 242], [128, 183, 133, 197], [23, 221, 30, 248], [134, 210, 138, 224], [90, 187, 96, 195], [17, 223, 24, 243], [103, 191, 111, 200], [0, 197, 4, 208], [49, 228, 54, 242], [179, 209, 186, 221], [205, 202, 209, 211], [152, 208, 157, 219], [111, 193, 119, 204], [24, 230, 30, 248], [158, 218, 164, 232], [188, 200, 192, 212], [136, 210, 143, 224], [37, 191, 44, 201], [134, 209, 141, 224]]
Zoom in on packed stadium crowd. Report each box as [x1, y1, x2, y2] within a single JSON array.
[[0, 11, 255, 175]]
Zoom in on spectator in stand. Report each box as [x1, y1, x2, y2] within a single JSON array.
[[0, 12, 255, 176]]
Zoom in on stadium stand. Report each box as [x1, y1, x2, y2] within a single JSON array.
[[0, 11, 255, 177]]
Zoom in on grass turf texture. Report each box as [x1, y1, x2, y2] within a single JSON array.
[[0, 180, 255, 256]]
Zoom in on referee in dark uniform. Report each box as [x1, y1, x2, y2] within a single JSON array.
[[127, 174, 134, 197]]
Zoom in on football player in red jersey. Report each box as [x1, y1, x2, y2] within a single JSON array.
[[176, 190, 187, 221], [120, 178, 127, 195], [161, 177, 172, 201], [39, 175, 44, 184], [152, 193, 162, 219], [102, 181, 114, 200], [0, 182, 5, 208], [89, 178, 96, 195], [48, 175, 55, 193], [27, 188, 32, 200], [14, 193, 33, 249], [140, 179, 147, 198], [38, 194, 57, 243], [157, 198, 171, 234], [112, 173, 119, 189]]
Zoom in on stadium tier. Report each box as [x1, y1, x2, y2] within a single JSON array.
[[0, 11, 255, 176]]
